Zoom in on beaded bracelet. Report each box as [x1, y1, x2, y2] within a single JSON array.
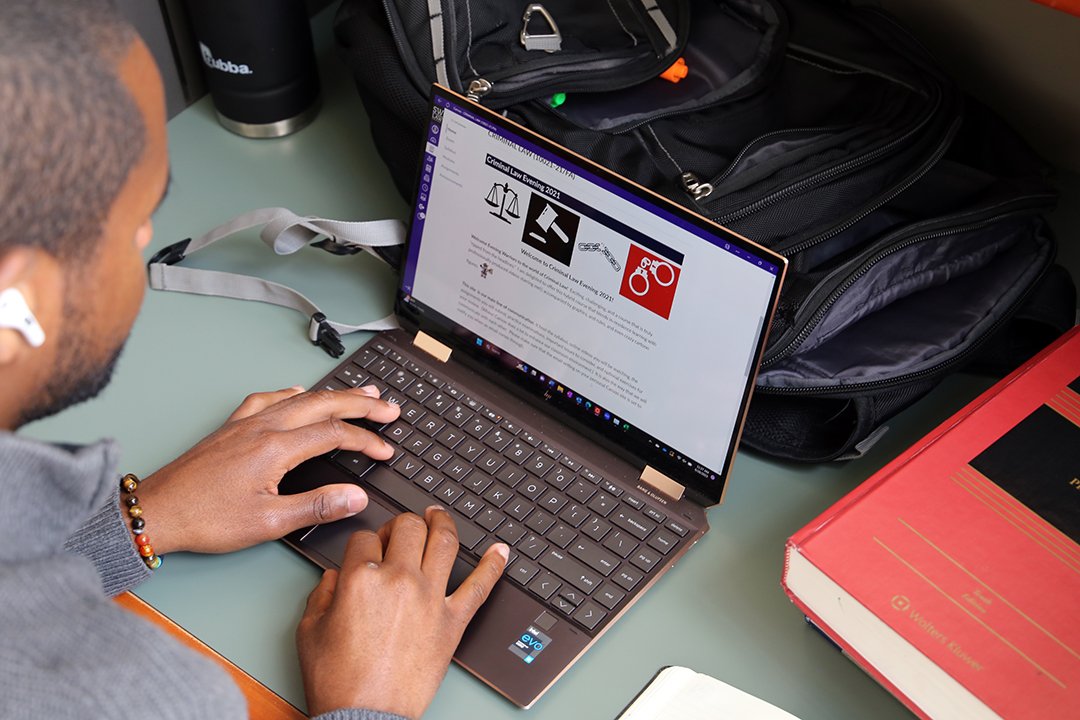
[[120, 473, 162, 570]]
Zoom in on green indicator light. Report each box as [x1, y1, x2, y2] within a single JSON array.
[[549, 92, 567, 108]]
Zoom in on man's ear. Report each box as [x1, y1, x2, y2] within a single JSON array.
[[0, 248, 62, 364]]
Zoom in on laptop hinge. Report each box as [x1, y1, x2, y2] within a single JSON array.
[[413, 331, 452, 363], [639, 465, 684, 501]]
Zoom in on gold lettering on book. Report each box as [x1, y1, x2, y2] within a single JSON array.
[[1070, 477, 1080, 490]]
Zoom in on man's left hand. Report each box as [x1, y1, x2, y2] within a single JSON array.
[[134, 385, 400, 555]]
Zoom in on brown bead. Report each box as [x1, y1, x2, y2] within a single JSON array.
[[127, 505, 143, 518], [124, 495, 139, 508], [121, 476, 139, 494]]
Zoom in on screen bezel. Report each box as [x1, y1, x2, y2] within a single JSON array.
[[394, 84, 786, 505]]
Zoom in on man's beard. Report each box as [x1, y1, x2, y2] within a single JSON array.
[[17, 285, 127, 427]]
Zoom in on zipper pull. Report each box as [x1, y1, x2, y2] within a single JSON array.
[[466, 78, 493, 102], [680, 172, 714, 201]]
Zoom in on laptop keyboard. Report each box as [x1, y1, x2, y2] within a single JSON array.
[[318, 339, 690, 635]]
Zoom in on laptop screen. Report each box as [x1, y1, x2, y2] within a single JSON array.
[[396, 86, 784, 502]]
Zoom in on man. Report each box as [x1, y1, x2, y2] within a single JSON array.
[[0, 2, 508, 719]]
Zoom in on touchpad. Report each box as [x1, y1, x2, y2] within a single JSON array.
[[297, 501, 477, 593]]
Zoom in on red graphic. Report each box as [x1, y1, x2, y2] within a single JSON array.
[[619, 245, 681, 319]]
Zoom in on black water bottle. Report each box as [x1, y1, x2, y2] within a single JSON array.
[[186, 0, 321, 138]]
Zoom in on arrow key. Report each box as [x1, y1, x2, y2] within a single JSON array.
[[571, 600, 607, 631], [527, 572, 561, 600]]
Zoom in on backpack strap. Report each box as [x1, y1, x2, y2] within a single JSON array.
[[147, 207, 404, 357]]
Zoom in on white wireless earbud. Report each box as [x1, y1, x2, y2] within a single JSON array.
[[0, 287, 46, 348]]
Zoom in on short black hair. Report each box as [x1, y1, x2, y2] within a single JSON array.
[[0, 0, 146, 261]]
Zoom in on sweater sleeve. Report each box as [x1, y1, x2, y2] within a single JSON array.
[[63, 483, 151, 597], [312, 710, 411, 720]]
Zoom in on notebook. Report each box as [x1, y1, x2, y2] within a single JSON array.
[[278, 85, 786, 708]]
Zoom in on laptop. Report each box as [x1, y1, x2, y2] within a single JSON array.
[[279, 85, 786, 708]]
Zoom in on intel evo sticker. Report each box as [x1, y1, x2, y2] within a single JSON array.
[[509, 625, 551, 665]]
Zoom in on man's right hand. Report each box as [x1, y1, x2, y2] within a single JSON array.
[[296, 506, 509, 719]]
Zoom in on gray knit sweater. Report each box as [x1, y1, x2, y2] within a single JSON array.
[[0, 431, 406, 720]]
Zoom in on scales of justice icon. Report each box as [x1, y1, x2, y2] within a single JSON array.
[[485, 182, 520, 223]]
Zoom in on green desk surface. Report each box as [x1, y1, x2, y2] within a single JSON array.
[[25, 9, 1074, 720]]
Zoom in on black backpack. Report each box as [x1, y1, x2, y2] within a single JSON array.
[[334, 0, 1076, 461]]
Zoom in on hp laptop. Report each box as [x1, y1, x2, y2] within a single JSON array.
[[280, 85, 786, 708]]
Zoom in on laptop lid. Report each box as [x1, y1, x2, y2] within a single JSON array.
[[395, 86, 785, 506]]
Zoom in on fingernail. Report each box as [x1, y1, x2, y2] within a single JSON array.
[[343, 487, 367, 515], [358, 384, 381, 398], [426, 504, 446, 513], [291, 385, 306, 392], [492, 543, 510, 562]]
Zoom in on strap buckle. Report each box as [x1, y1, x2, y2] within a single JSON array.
[[309, 312, 344, 358], [312, 237, 363, 256], [148, 238, 191, 267]]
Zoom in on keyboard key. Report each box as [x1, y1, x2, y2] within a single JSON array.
[[387, 350, 407, 365], [400, 403, 426, 425], [354, 348, 380, 367], [392, 455, 425, 480], [465, 417, 493, 439], [412, 470, 443, 493], [383, 390, 407, 408], [508, 559, 539, 586], [496, 519, 527, 545], [537, 491, 568, 514], [572, 601, 606, 631], [504, 441, 534, 465], [540, 443, 562, 460], [519, 431, 542, 447], [587, 492, 618, 517], [443, 459, 472, 483], [457, 440, 485, 463], [525, 510, 556, 535], [481, 408, 502, 423], [665, 519, 690, 537], [612, 567, 643, 591], [505, 499, 534, 522], [482, 484, 513, 508], [444, 404, 471, 426], [442, 384, 463, 399], [518, 479, 545, 501], [435, 426, 466, 449], [405, 381, 435, 403], [567, 480, 595, 503], [518, 534, 548, 560], [559, 455, 582, 471], [425, 393, 454, 415], [384, 422, 413, 444], [476, 507, 505, 532], [527, 572, 561, 600], [611, 509, 656, 541], [454, 493, 485, 518], [483, 428, 514, 452], [559, 504, 590, 528], [631, 546, 663, 573], [421, 444, 452, 469], [495, 465, 527, 488], [582, 517, 611, 542], [552, 596, 575, 615], [580, 467, 602, 484], [404, 360, 427, 377], [546, 468, 575, 491], [648, 531, 678, 555], [546, 523, 577, 549], [524, 454, 555, 477], [622, 494, 645, 510], [539, 548, 601, 594], [335, 364, 366, 387], [559, 588, 584, 606], [368, 358, 396, 379], [477, 451, 506, 475], [404, 435, 432, 456], [463, 396, 483, 412], [595, 583, 626, 610], [370, 340, 392, 355], [500, 419, 522, 435], [601, 530, 637, 559], [567, 536, 620, 579], [417, 416, 446, 437], [643, 506, 667, 524], [463, 473, 492, 494], [387, 369, 414, 391], [433, 483, 464, 505], [422, 372, 446, 389], [601, 480, 623, 497]]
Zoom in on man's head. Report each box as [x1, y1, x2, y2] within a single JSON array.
[[0, 0, 169, 429]]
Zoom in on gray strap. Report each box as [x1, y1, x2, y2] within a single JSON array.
[[428, 0, 450, 86], [148, 207, 403, 353], [639, 0, 677, 52]]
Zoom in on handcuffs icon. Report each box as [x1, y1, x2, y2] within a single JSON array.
[[628, 257, 675, 296]]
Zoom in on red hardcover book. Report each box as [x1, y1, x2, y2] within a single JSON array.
[[783, 326, 1080, 720]]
